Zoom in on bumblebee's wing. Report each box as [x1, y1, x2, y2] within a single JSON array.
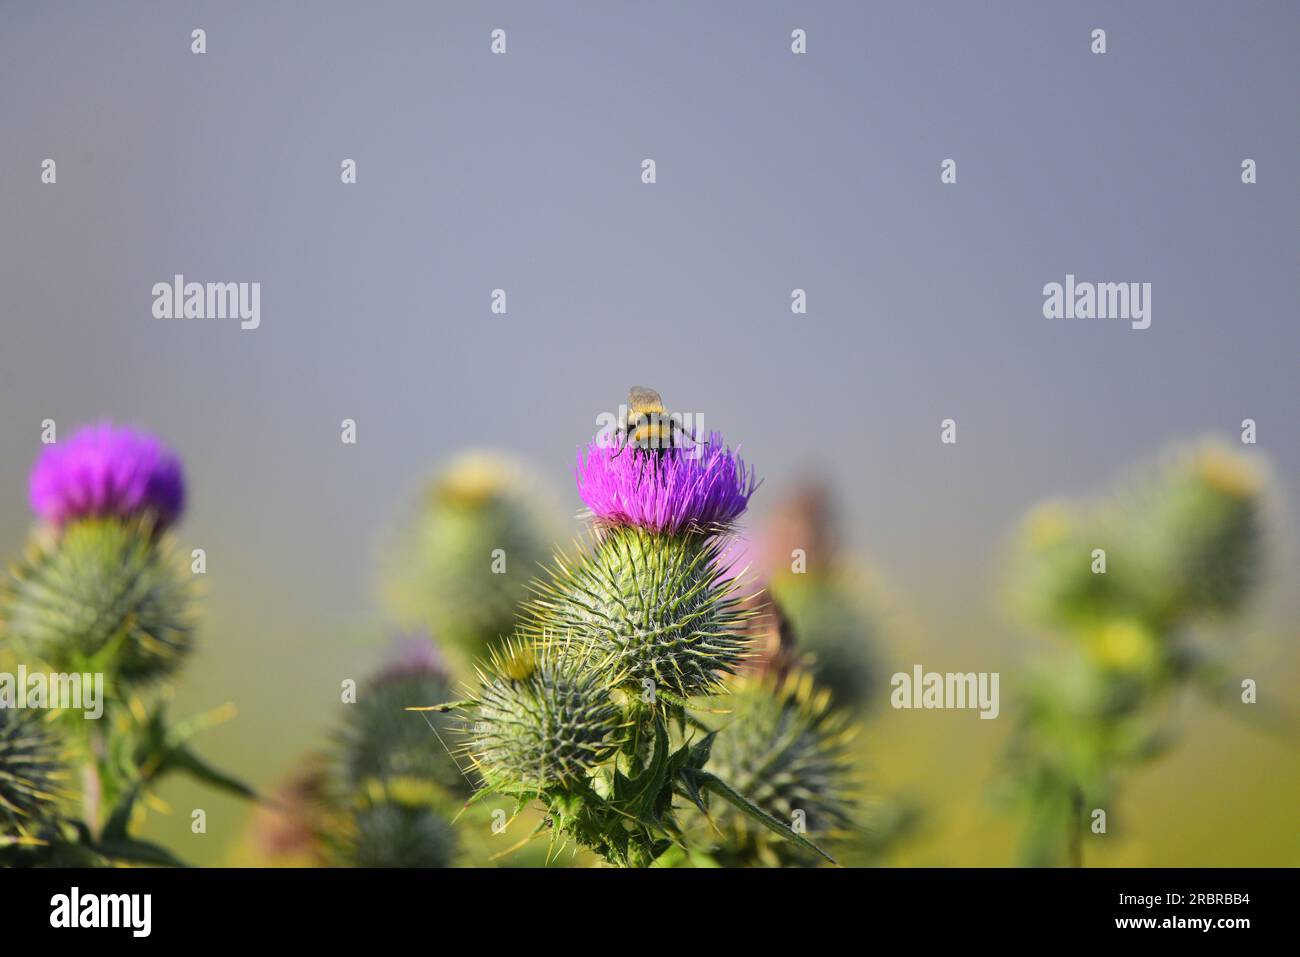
[[628, 385, 665, 415]]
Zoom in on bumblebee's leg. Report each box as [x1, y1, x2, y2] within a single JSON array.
[[634, 448, 656, 488]]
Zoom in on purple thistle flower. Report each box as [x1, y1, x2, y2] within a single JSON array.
[[576, 431, 756, 534], [28, 422, 185, 532]]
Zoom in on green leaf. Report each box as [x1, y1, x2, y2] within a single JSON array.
[[685, 731, 716, 770], [622, 719, 671, 823], [691, 769, 837, 865], [96, 836, 188, 868], [674, 767, 711, 817], [164, 745, 258, 801], [100, 785, 142, 844]]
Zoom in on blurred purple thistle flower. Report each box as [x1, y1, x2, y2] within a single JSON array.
[[29, 422, 185, 532], [372, 632, 449, 686], [576, 431, 756, 534]]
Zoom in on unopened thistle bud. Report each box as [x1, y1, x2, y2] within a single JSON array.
[[1010, 502, 1143, 630], [340, 780, 459, 869], [0, 708, 65, 844], [1012, 440, 1271, 636], [336, 636, 467, 797], [526, 527, 754, 698], [1, 517, 194, 682], [1133, 442, 1267, 621], [704, 671, 858, 866], [466, 641, 626, 793], [381, 453, 561, 663]]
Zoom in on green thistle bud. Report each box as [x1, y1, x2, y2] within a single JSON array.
[[339, 780, 459, 869], [0, 518, 194, 683], [525, 526, 753, 698], [1132, 443, 1266, 621], [703, 671, 858, 866], [336, 644, 468, 799], [0, 708, 65, 842], [467, 641, 626, 793], [1012, 441, 1270, 637], [380, 454, 562, 664], [1010, 502, 1147, 630]]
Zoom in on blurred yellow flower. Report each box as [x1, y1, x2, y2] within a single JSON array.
[[1189, 443, 1262, 501], [432, 452, 519, 508], [1086, 619, 1158, 673], [1023, 502, 1073, 549]]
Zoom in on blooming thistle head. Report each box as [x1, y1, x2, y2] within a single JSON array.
[[577, 432, 756, 536], [464, 640, 627, 794], [29, 423, 185, 534], [0, 709, 65, 845]]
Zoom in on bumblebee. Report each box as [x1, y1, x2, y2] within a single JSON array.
[[615, 386, 692, 457]]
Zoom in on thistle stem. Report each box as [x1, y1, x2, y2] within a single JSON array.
[[82, 734, 103, 835]]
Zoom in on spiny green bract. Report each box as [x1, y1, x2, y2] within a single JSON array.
[[380, 454, 561, 664], [0, 518, 194, 683], [524, 526, 754, 699], [0, 708, 65, 842], [703, 671, 858, 866], [466, 642, 627, 793]]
